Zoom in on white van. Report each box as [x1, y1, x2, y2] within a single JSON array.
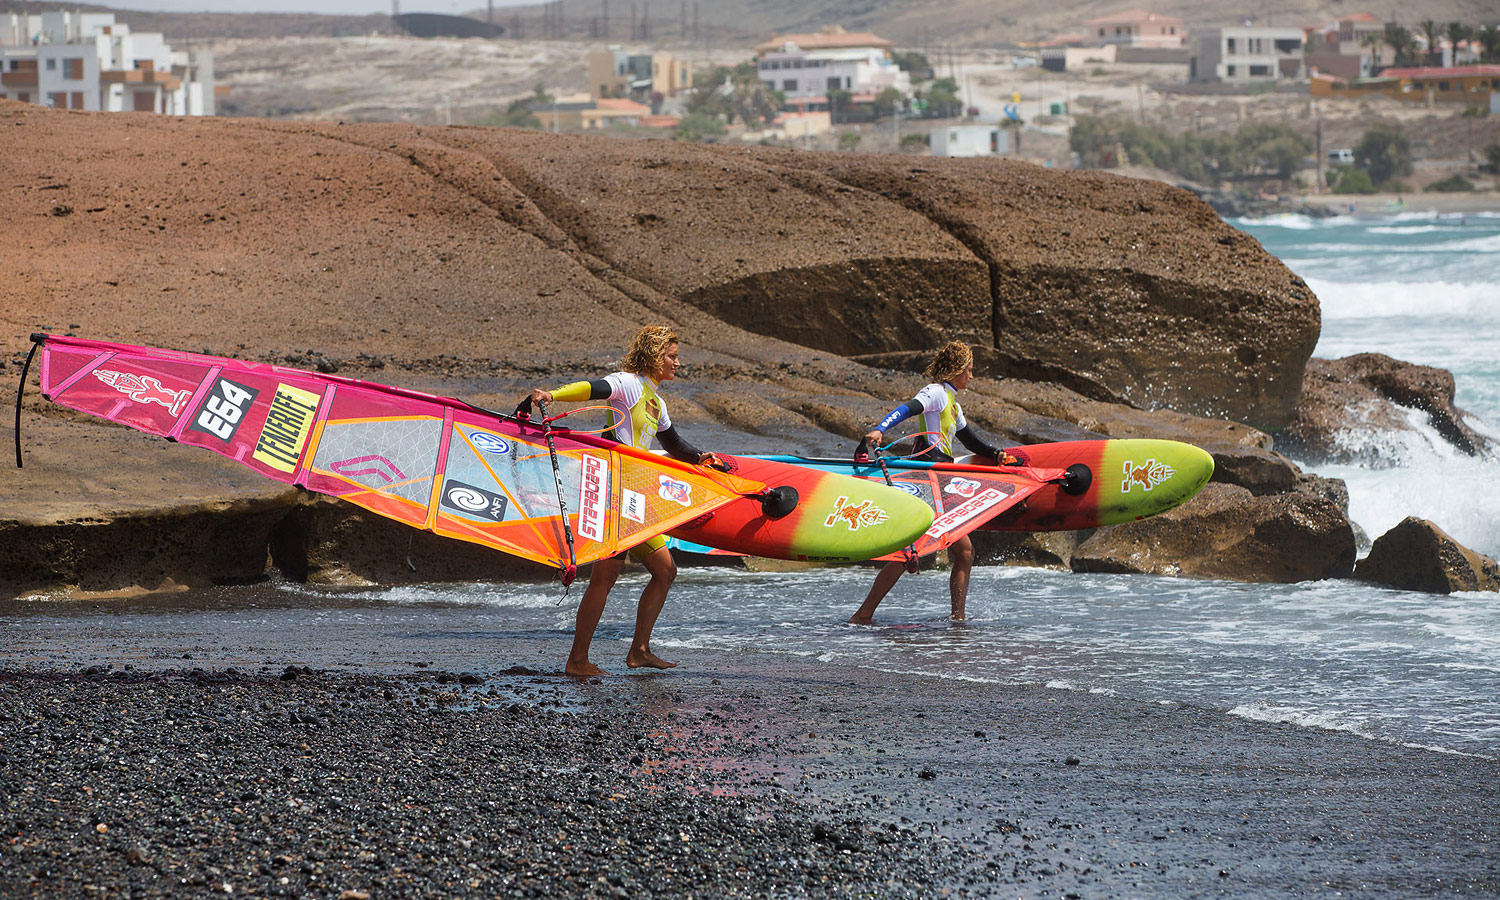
[[1327, 148, 1354, 165]]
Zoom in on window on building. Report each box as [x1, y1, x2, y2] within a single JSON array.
[[132, 91, 153, 111], [49, 92, 63, 106], [1227, 65, 1237, 76], [1226, 38, 1237, 53], [783, 79, 797, 91], [1274, 38, 1301, 53], [828, 76, 841, 90], [70, 91, 83, 108], [1437, 81, 1449, 90], [1099, 28, 1105, 36], [763, 80, 775, 91], [64, 58, 83, 79], [45, 58, 56, 70], [1250, 65, 1271, 76]]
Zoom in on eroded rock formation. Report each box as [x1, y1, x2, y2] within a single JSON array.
[[1278, 354, 1492, 466], [0, 103, 1347, 596]]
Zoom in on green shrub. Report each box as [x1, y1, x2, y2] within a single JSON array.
[[1425, 174, 1475, 192], [899, 132, 930, 152], [672, 111, 727, 142], [1332, 168, 1377, 194]]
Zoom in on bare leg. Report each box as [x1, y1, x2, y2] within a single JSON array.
[[567, 556, 622, 677], [848, 560, 908, 624], [625, 545, 678, 670], [948, 535, 974, 621]]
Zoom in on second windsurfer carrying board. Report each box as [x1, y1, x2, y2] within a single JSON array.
[[527, 325, 723, 677], [849, 341, 1009, 625]]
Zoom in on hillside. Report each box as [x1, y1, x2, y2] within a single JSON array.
[[6, 0, 1492, 45]]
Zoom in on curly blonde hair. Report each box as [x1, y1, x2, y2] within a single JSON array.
[[924, 341, 973, 383], [621, 324, 680, 377]]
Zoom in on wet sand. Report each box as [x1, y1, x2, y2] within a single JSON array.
[[1, 590, 1495, 898]]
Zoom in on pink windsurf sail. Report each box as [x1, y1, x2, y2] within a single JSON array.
[[23, 334, 764, 573]]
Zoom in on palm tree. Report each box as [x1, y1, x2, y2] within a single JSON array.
[[1416, 18, 1440, 65], [1476, 24, 1500, 63], [1383, 23, 1419, 66], [1360, 30, 1388, 71], [1444, 22, 1474, 63], [727, 64, 782, 128]]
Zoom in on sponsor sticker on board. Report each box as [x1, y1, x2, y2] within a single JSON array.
[[1122, 459, 1174, 493], [823, 496, 890, 531], [925, 488, 1010, 538], [943, 477, 981, 498], [577, 455, 610, 542]]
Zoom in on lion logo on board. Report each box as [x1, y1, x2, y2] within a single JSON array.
[[823, 496, 889, 531], [1121, 459, 1174, 493]]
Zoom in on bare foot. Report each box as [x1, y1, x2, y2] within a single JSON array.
[[625, 649, 678, 670], [847, 614, 874, 625], [565, 659, 604, 677]]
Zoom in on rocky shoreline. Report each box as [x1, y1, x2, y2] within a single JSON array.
[[2, 102, 1496, 596], [2, 640, 1495, 899]]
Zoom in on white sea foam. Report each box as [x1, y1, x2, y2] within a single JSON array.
[[1307, 278, 1497, 320], [1229, 700, 1373, 736], [1306, 412, 1500, 559]]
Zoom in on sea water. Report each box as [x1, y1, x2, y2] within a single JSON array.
[[5, 212, 1498, 760], [1238, 211, 1500, 558]]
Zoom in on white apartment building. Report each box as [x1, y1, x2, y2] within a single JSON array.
[[931, 124, 1010, 157], [1189, 26, 1305, 83], [754, 29, 910, 102], [0, 12, 215, 115]]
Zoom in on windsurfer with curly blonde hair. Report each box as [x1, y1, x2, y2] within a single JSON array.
[[528, 324, 722, 677], [849, 340, 1006, 624]]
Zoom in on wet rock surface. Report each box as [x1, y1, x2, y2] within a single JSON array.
[[1070, 483, 1358, 582], [1278, 354, 1493, 465], [1354, 516, 1500, 594]]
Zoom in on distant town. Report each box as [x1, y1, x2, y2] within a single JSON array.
[[3, 7, 1498, 199]]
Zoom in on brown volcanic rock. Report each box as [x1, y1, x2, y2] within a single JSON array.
[[3, 104, 1311, 428], [0, 104, 1329, 593], [439, 129, 994, 355], [1354, 517, 1500, 594], [1071, 483, 1357, 583], [806, 155, 1320, 431], [1278, 354, 1492, 465]]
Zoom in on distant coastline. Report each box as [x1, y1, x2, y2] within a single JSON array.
[[1298, 190, 1500, 217], [1192, 186, 1500, 221]]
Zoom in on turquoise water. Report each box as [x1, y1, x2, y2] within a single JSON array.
[[1237, 211, 1500, 558]]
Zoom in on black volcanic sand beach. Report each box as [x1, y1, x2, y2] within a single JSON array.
[[1, 590, 1496, 899]]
